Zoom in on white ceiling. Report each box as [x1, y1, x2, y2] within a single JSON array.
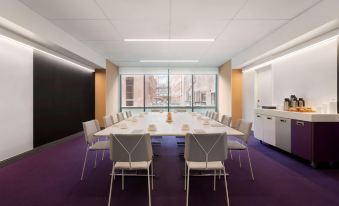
[[20, 0, 321, 67]]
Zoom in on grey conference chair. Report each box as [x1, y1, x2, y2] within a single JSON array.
[[151, 109, 161, 112], [184, 132, 229, 206], [221, 115, 232, 127], [127, 111, 132, 117], [103, 115, 114, 128], [111, 114, 118, 124], [211, 112, 219, 121], [205, 111, 209, 116], [117, 112, 125, 122], [108, 133, 153, 206], [81, 120, 109, 180], [227, 119, 254, 180], [176, 109, 186, 112], [208, 111, 213, 118]]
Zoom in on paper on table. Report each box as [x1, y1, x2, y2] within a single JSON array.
[[210, 123, 225, 127], [131, 129, 144, 134], [193, 129, 206, 134]]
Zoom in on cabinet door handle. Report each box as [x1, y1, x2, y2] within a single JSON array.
[[267, 117, 272, 120], [280, 119, 287, 123], [257, 115, 261, 117], [296, 121, 304, 126]]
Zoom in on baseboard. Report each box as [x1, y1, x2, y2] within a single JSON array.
[[0, 132, 83, 168]]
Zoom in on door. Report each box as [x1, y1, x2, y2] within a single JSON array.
[[254, 113, 263, 140], [263, 115, 276, 146], [291, 120, 312, 161], [276, 117, 291, 152]]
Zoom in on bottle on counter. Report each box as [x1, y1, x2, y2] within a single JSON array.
[[284, 98, 290, 111], [298, 98, 305, 107]]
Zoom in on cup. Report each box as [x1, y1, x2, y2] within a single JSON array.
[[148, 124, 157, 131], [119, 123, 128, 129], [181, 124, 190, 131]]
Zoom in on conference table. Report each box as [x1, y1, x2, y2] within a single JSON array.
[[95, 112, 244, 137]]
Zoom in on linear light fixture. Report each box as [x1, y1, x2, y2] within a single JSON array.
[[140, 60, 199, 63], [0, 34, 94, 73], [125, 38, 214, 42], [243, 34, 339, 73]]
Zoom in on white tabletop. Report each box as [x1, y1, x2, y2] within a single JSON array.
[[95, 112, 244, 137]]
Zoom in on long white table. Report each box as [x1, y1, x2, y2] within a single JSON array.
[[95, 112, 243, 137]]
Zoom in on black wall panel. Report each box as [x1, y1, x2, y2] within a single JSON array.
[[33, 51, 94, 147]]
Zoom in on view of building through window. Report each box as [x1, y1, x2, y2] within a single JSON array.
[[121, 74, 216, 112]]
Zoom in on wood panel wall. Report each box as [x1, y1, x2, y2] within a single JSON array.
[[95, 69, 106, 127], [231, 69, 243, 127]]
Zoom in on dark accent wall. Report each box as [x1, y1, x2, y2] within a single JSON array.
[[33, 51, 94, 147], [337, 37, 339, 113]]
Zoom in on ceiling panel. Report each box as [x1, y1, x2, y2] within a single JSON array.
[[236, 0, 320, 20], [170, 20, 229, 39], [112, 20, 169, 38], [20, 0, 105, 19], [96, 0, 169, 21], [171, 0, 247, 21], [219, 20, 287, 41], [52, 20, 121, 41]]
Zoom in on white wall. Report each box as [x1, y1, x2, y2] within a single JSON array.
[[256, 65, 273, 106], [242, 70, 256, 123], [242, 38, 337, 123], [272, 38, 337, 108], [0, 35, 33, 161]]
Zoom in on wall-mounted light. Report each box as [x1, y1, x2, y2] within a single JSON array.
[[0, 34, 94, 73], [140, 60, 199, 63], [243, 35, 339, 73]]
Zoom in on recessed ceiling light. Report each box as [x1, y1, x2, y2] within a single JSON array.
[[125, 39, 214, 42], [140, 60, 199, 63]]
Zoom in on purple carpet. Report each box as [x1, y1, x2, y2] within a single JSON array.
[[0, 134, 338, 206]]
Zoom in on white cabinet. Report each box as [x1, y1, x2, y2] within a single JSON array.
[[254, 113, 276, 146], [254, 114, 263, 140], [263, 115, 276, 146]]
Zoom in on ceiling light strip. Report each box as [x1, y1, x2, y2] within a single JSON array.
[[125, 39, 214, 42]]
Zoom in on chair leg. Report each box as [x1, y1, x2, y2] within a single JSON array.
[[122, 170, 124, 190], [108, 164, 115, 206], [94, 151, 98, 168], [238, 151, 242, 168], [102, 150, 105, 160], [151, 162, 154, 190], [229, 150, 233, 160], [186, 168, 190, 206], [80, 148, 89, 181], [246, 148, 255, 180], [213, 170, 216, 191], [147, 167, 152, 206], [184, 162, 187, 191], [223, 167, 230, 206]]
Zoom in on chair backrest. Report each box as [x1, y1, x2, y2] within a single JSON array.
[[236, 119, 253, 144], [184, 133, 227, 168], [207, 111, 211, 118], [109, 133, 153, 167], [111, 114, 118, 124], [211, 112, 219, 121], [221, 115, 232, 126], [83, 120, 100, 144], [205, 111, 209, 116], [103, 115, 114, 128], [176, 109, 186, 112], [125, 111, 130, 118], [127, 111, 132, 117], [117, 112, 125, 122]]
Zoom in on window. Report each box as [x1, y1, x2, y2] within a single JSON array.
[[121, 75, 144, 109], [145, 75, 168, 108], [120, 73, 217, 112]]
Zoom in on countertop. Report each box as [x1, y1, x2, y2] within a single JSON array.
[[255, 109, 339, 122]]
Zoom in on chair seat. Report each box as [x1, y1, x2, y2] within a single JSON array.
[[114, 161, 152, 170], [89, 140, 110, 150], [227, 140, 247, 150], [186, 161, 224, 170]]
